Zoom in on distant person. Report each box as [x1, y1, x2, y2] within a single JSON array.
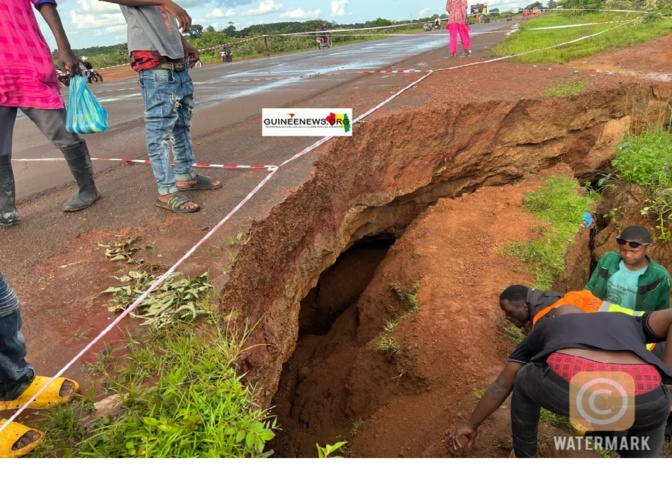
[[586, 226, 671, 312], [445, 0, 471, 57], [319, 22, 330, 44], [79, 55, 93, 70], [434, 17, 441, 29], [0, 0, 101, 228], [103, 0, 222, 214]]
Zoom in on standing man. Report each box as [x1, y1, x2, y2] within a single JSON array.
[[0, 0, 101, 228], [102, 0, 222, 214], [586, 226, 671, 312]]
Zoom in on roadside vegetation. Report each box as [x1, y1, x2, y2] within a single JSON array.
[[493, 11, 672, 63], [34, 238, 276, 458], [609, 125, 672, 241], [501, 177, 599, 290]]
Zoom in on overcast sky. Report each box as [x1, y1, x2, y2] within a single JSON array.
[[39, 0, 532, 50]]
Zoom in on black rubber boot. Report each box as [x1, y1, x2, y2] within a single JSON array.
[[0, 155, 19, 227], [61, 141, 101, 212]]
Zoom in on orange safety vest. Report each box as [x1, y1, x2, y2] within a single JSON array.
[[532, 290, 656, 351]]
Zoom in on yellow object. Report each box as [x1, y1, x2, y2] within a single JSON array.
[[0, 419, 43, 458], [0, 376, 79, 410]]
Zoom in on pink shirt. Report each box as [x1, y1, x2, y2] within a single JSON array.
[[0, 0, 63, 109], [446, 0, 468, 25]]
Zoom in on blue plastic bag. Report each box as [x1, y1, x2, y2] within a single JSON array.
[[65, 75, 109, 134]]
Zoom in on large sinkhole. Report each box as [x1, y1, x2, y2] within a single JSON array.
[[220, 87, 672, 457], [272, 233, 399, 458]]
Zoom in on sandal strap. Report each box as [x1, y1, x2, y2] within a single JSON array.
[[166, 194, 194, 209]]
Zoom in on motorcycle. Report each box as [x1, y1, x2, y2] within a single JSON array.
[[220, 48, 233, 63], [424, 22, 433, 31], [316, 35, 332, 49], [56, 67, 103, 88]]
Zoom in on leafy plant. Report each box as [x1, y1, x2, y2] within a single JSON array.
[[100, 271, 213, 328], [317, 441, 348, 458], [390, 282, 421, 313], [374, 335, 401, 362], [97, 236, 143, 264]]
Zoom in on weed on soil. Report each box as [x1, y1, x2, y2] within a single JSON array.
[[611, 126, 672, 241], [501, 176, 599, 289]]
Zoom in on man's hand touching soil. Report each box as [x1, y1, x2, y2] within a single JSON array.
[[446, 425, 477, 453]]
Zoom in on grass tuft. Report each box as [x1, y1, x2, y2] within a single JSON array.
[[501, 177, 598, 289]]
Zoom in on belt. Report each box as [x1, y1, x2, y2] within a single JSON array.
[[155, 60, 187, 72]]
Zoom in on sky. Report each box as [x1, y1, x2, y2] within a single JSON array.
[[39, 0, 534, 50]]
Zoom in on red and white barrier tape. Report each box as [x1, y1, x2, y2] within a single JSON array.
[[0, 14, 641, 437], [266, 22, 423, 37], [10, 157, 277, 171], [0, 68, 432, 437], [198, 35, 266, 52]]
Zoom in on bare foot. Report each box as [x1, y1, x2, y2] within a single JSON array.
[[60, 380, 74, 397], [158, 192, 199, 211], [13, 430, 40, 451], [177, 177, 221, 189]]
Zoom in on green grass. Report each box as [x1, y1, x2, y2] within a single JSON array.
[[36, 318, 276, 458], [503, 322, 526, 344], [374, 335, 402, 362], [492, 12, 672, 64], [502, 177, 599, 290], [545, 79, 588, 96], [611, 126, 672, 241]]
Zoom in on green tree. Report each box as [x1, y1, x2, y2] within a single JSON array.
[[525, 1, 544, 9], [188, 24, 203, 37], [546, 0, 558, 7], [490, 7, 500, 13], [205, 25, 216, 32]]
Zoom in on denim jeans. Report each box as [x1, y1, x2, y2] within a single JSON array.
[[511, 363, 671, 458], [138, 68, 196, 196], [0, 309, 35, 400]]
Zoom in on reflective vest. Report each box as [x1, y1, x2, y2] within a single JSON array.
[[532, 290, 655, 351]]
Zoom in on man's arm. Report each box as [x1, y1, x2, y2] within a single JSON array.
[[446, 361, 524, 451], [180, 34, 199, 67], [100, 0, 191, 32], [35, 3, 79, 76]]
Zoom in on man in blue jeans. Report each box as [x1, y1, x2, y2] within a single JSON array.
[[0, 272, 78, 457], [102, 0, 221, 213]]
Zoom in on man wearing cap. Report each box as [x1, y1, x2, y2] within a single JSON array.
[[586, 226, 671, 312]]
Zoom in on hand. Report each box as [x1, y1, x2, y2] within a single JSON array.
[[182, 40, 200, 68], [163, 0, 191, 33], [58, 47, 81, 77], [446, 425, 477, 453]]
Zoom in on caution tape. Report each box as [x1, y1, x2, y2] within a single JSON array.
[[0, 13, 646, 438], [10, 157, 278, 171]]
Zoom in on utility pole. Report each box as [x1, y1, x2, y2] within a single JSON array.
[[263, 23, 270, 57]]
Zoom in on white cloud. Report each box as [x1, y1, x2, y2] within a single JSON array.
[[419, 8, 432, 16], [206, 8, 237, 18], [279, 8, 320, 19], [241, 0, 283, 16], [70, 10, 126, 30], [330, 0, 348, 16], [76, 0, 120, 13]]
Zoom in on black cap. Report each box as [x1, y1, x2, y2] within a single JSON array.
[[618, 226, 651, 245]]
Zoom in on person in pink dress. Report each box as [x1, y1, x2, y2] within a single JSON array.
[[446, 0, 472, 57], [0, 0, 101, 228]]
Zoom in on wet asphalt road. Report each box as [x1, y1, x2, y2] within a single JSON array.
[[11, 23, 511, 201]]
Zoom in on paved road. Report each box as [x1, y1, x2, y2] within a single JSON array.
[[11, 23, 511, 200]]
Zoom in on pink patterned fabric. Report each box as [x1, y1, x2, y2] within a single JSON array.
[[446, 0, 468, 25], [0, 0, 63, 109]]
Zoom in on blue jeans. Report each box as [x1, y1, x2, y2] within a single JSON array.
[[138, 68, 196, 196]]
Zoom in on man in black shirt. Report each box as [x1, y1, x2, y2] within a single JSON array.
[[447, 307, 672, 457]]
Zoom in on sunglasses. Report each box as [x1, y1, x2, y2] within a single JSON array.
[[616, 238, 649, 248]]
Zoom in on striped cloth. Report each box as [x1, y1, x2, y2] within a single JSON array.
[[0, 0, 63, 109], [0, 273, 20, 318]]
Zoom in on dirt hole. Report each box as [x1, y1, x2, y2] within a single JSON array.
[[298, 235, 396, 337]]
